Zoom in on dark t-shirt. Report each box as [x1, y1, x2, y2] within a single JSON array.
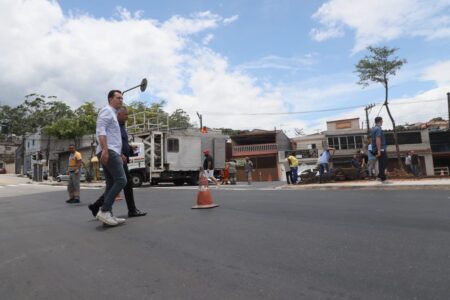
[[203, 155, 214, 170], [411, 154, 419, 165]]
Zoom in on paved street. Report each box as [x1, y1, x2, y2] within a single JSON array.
[[1, 184, 450, 299]]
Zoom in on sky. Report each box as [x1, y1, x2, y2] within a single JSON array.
[[1, 0, 450, 135]]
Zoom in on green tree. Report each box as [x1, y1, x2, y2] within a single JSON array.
[[355, 46, 407, 170], [43, 102, 98, 148], [168, 109, 193, 129]]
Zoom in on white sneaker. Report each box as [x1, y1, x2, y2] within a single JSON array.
[[96, 210, 118, 226], [113, 216, 126, 224]]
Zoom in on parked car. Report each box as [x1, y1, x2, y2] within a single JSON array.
[[0, 168, 6, 174], [56, 170, 86, 182]]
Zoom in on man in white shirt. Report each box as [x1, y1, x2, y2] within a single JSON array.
[[318, 147, 335, 183], [95, 90, 127, 226]]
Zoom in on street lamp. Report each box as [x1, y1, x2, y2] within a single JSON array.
[[122, 78, 148, 95]]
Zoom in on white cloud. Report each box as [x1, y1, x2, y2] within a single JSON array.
[[202, 33, 214, 45], [422, 60, 450, 87], [223, 15, 239, 25], [237, 54, 317, 71], [311, 0, 450, 52], [0, 1, 295, 130]]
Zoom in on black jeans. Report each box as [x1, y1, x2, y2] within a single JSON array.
[[285, 171, 292, 184], [378, 151, 388, 181], [94, 164, 137, 212]]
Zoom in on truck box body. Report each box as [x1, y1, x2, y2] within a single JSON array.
[[128, 128, 227, 186]]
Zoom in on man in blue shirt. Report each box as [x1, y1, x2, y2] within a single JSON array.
[[371, 116, 388, 182], [318, 146, 335, 183]]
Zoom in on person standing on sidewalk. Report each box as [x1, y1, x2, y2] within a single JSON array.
[[287, 152, 298, 184], [228, 159, 237, 185], [371, 117, 388, 183], [244, 157, 254, 185], [66, 144, 82, 204], [95, 90, 127, 226], [88, 106, 146, 218], [405, 152, 412, 174], [367, 137, 378, 178], [411, 150, 419, 177], [283, 157, 292, 184], [318, 147, 335, 183]]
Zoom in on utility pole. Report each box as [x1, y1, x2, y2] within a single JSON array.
[[196, 112, 203, 129], [364, 103, 376, 134], [447, 92, 450, 125]]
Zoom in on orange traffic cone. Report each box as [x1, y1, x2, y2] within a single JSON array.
[[192, 175, 219, 209], [115, 192, 124, 201]]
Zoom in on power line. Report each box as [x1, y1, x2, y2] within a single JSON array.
[[199, 97, 447, 116]]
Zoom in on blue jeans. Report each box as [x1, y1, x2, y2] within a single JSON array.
[[101, 150, 127, 213], [319, 163, 330, 181], [290, 167, 298, 183]]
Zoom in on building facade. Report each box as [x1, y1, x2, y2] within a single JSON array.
[[293, 117, 436, 176], [230, 130, 292, 181]]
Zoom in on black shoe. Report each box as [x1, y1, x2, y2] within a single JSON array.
[[88, 204, 99, 217], [66, 198, 74, 203], [128, 209, 147, 218], [67, 198, 80, 204]]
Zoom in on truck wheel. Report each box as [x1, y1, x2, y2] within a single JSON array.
[[131, 173, 143, 187], [174, 179, 184, 186]]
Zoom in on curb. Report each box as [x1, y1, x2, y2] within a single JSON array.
[[281, 183, 450, 191]]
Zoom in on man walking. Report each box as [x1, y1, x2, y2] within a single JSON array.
[[203, 150, 219, 185], [287, 152, 298, 184], [95, 90, 127, 226], [66, 144, 82, 203], [244, 157, 254, 185], [89, 106, 146, 218], [318, 146, 335, 183], [371, 117, 388, 183]]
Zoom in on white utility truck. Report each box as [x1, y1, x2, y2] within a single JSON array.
[[127, 128, 227, 187]]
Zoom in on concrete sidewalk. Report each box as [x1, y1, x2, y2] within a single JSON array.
[[283, 178, 450, 190]]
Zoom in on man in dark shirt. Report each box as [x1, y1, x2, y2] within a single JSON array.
[[203, 150, 219, 185], [371, 116, 388, 183], [89, 106, 147, 218]]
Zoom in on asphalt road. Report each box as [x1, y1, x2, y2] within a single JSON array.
[[1, 186, 450, 299]]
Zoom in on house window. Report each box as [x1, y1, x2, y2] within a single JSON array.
[[328, 137, 340, 150], [167, 138, 179, 152], [347, 136, 355, 149], [339, 137, 348, 149], [5, 146, 11, 151]]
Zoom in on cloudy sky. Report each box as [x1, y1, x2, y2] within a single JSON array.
[[1, 0, 449, 135]]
